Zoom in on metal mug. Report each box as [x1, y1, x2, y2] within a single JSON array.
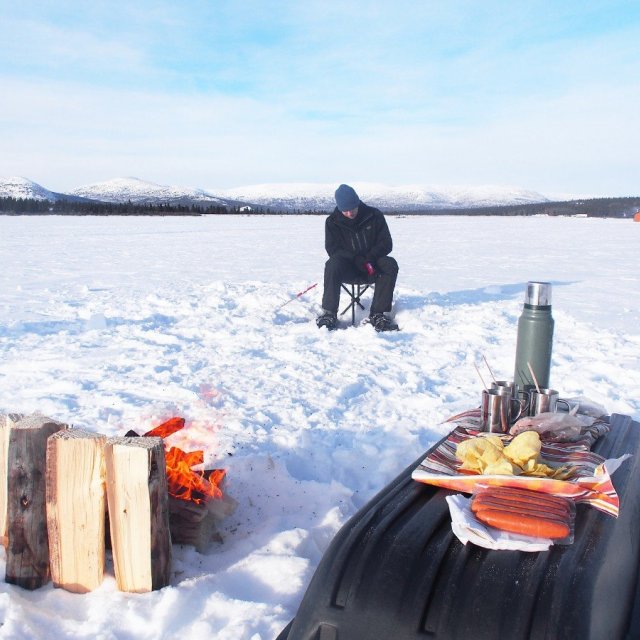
[[526, 387, 571, 416], [481, 388, 523, 433], [491, 381, 529, 422]]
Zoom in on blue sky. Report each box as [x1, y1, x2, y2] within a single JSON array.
[[1, 1, 638, 196]]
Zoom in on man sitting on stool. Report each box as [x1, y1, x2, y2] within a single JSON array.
[[316, 184, 399, 332]]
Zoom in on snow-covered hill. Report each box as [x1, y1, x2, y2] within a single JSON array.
[[1, 176, 549, 211], [70, 177, 235, 207], [0, 176, 62, 201], [215, 182, 549, 211]]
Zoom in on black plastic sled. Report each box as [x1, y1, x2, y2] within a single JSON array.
[[278, 413, 640, 640]]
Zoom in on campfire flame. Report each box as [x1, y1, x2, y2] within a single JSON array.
[[143, 417, 225, 504]]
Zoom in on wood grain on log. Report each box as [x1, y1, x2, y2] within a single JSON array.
[[105, 437, 171, 593], [46, 429, 107, 593], [0, 413, 23, 547], [6, 414, 66, 589]]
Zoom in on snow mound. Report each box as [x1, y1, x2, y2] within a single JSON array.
[[0, 176, 59, 201], [70, 177, 230, 205]]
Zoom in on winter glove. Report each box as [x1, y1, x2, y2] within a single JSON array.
[[355, 256, 376, 276]]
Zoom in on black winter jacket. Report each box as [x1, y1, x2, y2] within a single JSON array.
[[324, 202, 393, 265]]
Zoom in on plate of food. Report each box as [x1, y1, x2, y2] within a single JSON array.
[[412, 421, 629, 516]]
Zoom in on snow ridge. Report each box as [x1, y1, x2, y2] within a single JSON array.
[[215, 181, 549, 211], [1, 176, 549, 210], [70, 177, 232, 206], [0, 176, 59, 201]]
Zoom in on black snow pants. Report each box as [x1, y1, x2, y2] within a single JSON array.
[[321, 255, 398, 315]]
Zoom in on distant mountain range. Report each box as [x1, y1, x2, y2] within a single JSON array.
[[70, 177, 235, 207], [0, 176, 550, 211], [215, 182, 550, 212]]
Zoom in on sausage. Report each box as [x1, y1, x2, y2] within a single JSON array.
[[471, 487, 573, 540], [479, 485, 569, 504], [474, 507, 570, 539], [471, 496, 570, 521], [472, 492, 571, 517], [475, 487, 571, 513]]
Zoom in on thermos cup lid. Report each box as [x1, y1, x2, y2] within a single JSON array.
[[525, 281, 552, 306]]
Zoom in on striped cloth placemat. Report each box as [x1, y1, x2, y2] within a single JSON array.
[[412, 414, 626, 516]]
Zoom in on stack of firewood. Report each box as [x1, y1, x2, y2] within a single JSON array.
[[0, 412, 236, 594]]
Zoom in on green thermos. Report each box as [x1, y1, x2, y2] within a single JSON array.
[[514, 282, 554, 389]]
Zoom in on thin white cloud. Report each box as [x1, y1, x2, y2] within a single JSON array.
[[1, 1, 638, 195], [1, 74, 637, 196], [0, 20, 147, 75]]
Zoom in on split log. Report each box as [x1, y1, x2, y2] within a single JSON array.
[[46, 429, 107, 593], [168, 489, 237, 552], [5, 414, 67, 589], [0, 413, 23, 547], [105, 437, 172, 593]]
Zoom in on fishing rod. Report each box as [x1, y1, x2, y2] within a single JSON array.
[[275, 282, 318, 311]]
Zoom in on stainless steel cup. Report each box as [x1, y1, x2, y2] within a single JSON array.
[[492, 380, 517, 395], [527, 388, 571, 416], [491, 381, 528, 423], [481, 388, 522, 433]]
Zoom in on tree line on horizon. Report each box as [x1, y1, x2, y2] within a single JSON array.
[[0, 196, 328, 216], [0, 197, 228, 216], [0, 195, 639, 218], [403, 197, 640, 218]]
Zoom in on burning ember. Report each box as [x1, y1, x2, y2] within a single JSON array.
[[142, 417, 225, 504]]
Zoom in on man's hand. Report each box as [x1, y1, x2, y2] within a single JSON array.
[[355, 256, 376, 276]]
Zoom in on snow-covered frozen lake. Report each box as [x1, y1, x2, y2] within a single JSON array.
[[0, 214, 638, 639]]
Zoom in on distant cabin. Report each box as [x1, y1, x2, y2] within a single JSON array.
[[239, 205, 252, 212]]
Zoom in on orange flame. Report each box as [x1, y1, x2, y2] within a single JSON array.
[[144, 416, 185, 438], [143, 417, 225, 504]]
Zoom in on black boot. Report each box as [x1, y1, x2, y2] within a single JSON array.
[[369, 313, 398, 332], [316, 310, 338, 330]]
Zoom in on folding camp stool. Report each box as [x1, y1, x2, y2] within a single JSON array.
[[340, 280, 372, 325]]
